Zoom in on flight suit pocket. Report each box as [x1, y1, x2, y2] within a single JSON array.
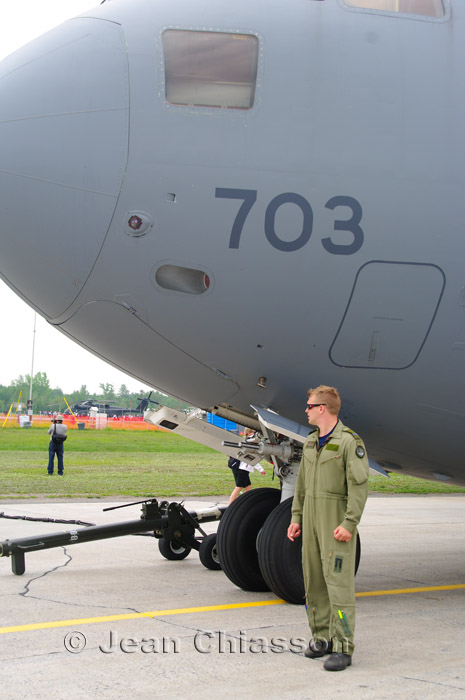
[[318, 455, 346, 495], [348, 458, 368, 485], [326, 545, 349, 581]]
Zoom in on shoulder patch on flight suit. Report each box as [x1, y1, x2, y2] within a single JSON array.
[[355, 446, 365, 458]]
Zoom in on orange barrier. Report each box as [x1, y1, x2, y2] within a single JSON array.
[[9, 415, 167, 431]]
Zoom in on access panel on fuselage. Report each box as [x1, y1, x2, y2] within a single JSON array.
[[329, 261, 445, 369]]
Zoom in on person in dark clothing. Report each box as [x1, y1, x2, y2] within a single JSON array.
[[47, 415, 67, 475], [227, 456, 266, 505]]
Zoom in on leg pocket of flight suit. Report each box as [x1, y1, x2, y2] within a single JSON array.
[[325, 541, 354, 592]]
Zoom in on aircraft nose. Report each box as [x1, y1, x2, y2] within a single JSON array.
[[0, 17, 129, 319]]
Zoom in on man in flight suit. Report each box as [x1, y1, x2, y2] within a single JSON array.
[[287, 385, 369, 671]]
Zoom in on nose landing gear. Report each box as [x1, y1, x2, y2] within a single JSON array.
[[216, 488, 281, 591], [217, 490, 361, 604]]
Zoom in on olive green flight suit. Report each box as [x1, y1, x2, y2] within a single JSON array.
[[291, 421, 369, 655]]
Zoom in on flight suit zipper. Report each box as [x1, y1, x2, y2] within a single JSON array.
[[309, 440, 318, 528]]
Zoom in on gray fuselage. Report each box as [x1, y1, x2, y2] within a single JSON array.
[[0, 0, 463, 483]]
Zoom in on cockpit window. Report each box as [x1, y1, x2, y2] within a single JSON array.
[[344, 0, 445, 17], [162, 30, 259, 109]]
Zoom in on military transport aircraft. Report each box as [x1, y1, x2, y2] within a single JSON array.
[[0, 0, 463, 601]]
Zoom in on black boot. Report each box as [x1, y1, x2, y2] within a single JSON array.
[[304, 640, 332, 658], [323, 653, 352, 671]]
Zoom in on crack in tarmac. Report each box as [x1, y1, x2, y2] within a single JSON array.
[[135, 614, 307, 655], [402, 676, 465, 691], [16, 548, 159, 615], [10, 548, 298, 628], [363, 571, 431, 586], [19, 547, 73, 598]]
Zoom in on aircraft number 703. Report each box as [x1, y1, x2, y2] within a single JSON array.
[[215, 188, 364, 255]]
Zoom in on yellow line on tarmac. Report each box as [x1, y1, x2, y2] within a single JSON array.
[[0, 599, 285, 635], [355, 583, 465, 597], [0, 584, 464, 635]]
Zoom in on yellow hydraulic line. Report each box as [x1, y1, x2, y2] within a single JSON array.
[[2, 403, 13, 428], [63, 396, 77, 421], [4, 390, 22, 427]]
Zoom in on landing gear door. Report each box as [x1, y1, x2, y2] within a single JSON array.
[[145, 406, 263, 465]]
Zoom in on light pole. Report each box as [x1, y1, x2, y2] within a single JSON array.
[[27, 313, 37, 422]]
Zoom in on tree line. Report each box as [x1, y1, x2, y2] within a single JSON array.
[[0, 372, 190, 414]]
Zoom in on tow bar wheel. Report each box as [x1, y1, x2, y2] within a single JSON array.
[[199, 533, 222, 570], [158, 538, 191, 560]]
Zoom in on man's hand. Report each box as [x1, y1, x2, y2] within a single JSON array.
[[287, 522, 301, 541], [333, 525, 352, 542]]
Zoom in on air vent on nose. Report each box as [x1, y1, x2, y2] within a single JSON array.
[[154, 265, 211, 294]]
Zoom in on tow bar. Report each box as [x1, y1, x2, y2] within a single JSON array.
[[0, 499, 226, 575]]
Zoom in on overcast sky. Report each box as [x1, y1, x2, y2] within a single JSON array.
[[0, 1, 154, 396]]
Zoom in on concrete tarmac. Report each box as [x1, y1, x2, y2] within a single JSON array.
[[0, 494, 464, 700]]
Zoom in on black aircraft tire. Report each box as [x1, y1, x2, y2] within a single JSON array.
[[258, 497, 362, 605], [199, 533, 221, 570], [217, 488, 281, 591], [355, 531, 361, 574], [258, 497, 305, 605], [158, 538, 191, 561]]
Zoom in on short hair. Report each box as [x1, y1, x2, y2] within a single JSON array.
[[307, 385, 341, 416]]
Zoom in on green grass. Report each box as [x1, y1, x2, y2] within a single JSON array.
[[0, 426, 208, 452], [0, 426, 268, 498], [368, 473, 465, 494], [0, 427, 464, 499]]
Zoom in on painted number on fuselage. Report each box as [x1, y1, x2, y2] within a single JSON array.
[[215, 188, 364, 254]]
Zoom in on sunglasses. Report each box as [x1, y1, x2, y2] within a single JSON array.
[[306, 403, 326, 410]]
